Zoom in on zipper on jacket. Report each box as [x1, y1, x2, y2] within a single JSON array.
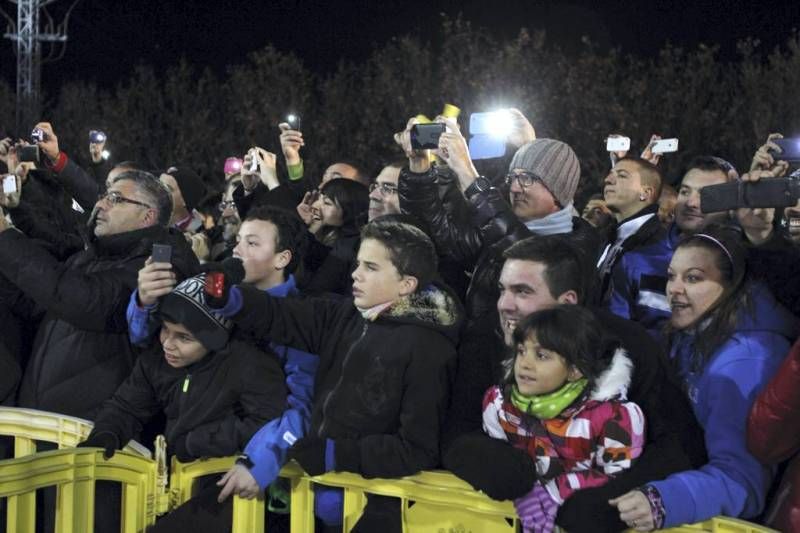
[[178, 373, 192, 414], [317, 322, 369, 437]]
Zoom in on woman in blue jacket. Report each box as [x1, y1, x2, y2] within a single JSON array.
[[610, 226, 798, 530]]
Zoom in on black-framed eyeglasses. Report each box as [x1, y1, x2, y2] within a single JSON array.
[[98, 191, 152, 209], [369, 182, 398, 196], [218, 200, 237, 212], [504, 172, 543, 189]]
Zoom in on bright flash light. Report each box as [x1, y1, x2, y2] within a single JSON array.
[[287, 114, 297, 122], [486, 110, 513, 139], [101, 150, 111, 160]]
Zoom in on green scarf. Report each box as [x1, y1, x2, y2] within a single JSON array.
[[510, 379, 588, 420]]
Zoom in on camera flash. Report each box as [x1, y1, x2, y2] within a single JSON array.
[[487, 110, 513, 139]]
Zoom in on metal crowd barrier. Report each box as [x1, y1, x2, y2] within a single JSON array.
[[0, 407, 779, 533]]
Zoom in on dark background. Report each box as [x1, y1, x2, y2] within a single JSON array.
[[2, 0, 799, 90]]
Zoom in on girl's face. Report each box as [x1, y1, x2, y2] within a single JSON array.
[[666, 246, 726, 330], [311, 193, 344, 227], [514, 332, 580, 396]]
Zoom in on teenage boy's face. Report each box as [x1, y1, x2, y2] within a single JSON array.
[[233, 219, 287, 290], [160, 320, 209, 368], [351, 238, 415, 309]]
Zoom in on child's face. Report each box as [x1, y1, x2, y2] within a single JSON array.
[[233, 219, 288, 290], [160, 320, 210, 369], [351, 238, 416, 309], [514, 333, 578, 396]]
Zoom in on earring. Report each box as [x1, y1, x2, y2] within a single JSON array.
[[639, 194, 646, 201]]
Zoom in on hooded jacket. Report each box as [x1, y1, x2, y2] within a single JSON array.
[[218, 281, 462, 478], [649, 284, 799, 528], [0, 223, 198, 419], [88, 338, 286, 459], [483, 350, 645, 504]]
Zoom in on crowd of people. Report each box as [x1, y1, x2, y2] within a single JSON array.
[[0, 109, 799, 533]]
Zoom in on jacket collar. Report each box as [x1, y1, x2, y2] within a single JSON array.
[[588, 349, 634, 402], [92, 225, 165, 257]]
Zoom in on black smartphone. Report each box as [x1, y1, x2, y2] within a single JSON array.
[[410, 123, 445, 150], [772, 138, 800, 163], [700, 178, 800, 213], [151, 243, 172, 263], [17, 145, 39, 163], [286, 114, 302, 132]]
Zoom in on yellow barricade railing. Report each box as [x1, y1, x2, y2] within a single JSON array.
[[0, 448, 158, 533], [0, 406, 151, 458], [0, 407, 781, 533]]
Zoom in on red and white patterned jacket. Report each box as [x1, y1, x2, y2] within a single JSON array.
[[482, 350, 646, 504]]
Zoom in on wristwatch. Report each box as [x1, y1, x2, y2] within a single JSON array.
[[464, 176, 491, 198]]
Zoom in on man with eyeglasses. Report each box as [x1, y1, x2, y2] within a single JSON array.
[[0, 169, 198, 421], [396, 115, 601, 327], [367, 162, 403, 221]]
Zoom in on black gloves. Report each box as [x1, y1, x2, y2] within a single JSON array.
[[201, 257, 245, 308], [77, 431, 119, 460], [556, 485, 628, 533], [443, 432, 538, 501], [288, 437, 328, 476]]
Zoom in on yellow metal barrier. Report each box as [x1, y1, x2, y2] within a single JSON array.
[[0, 407, 781, 533], [0, 406, 151, 458], [0, 448, 158, 533]]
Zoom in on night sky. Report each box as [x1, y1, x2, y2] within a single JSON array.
[[1, 0, 799, 93]]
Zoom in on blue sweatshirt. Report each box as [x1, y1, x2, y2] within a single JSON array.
[[651, 284, 798, 527], [125, 275, 318, 489]]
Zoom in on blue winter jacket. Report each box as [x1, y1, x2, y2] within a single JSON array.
[[650, 284, 799, 527], [602, 209, 674, 340], [125, 275, 318, 489]]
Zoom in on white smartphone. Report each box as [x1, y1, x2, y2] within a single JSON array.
[[2, 175, 16, 195], [606, 136, 630, 152], [651, 138, 679, 154]]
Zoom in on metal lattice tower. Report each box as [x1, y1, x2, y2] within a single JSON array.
[[2, 0, 79, 132]]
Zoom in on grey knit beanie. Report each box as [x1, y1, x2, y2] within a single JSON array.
[[508, 139, 581, 207]]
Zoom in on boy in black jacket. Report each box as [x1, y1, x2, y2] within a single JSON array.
[[209, 219, 463, 532], [79, 273, 287, 532]]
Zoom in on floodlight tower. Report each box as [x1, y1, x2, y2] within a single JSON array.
[[2, 0, 80, 132]]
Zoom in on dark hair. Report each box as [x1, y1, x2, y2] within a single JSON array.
[[618, 156, 663, 200], [506, 305, 621, 388], [318, 178, 369, 243], [244, 206, 308, 275], [112, 161, 144, 172], [333, 160, 369, 185], [503, 235, 586, 304], [683, 156, 737, 181], [360, 218, 438, 290], [112, 170, 173, 227], [668, 224, 751, 371]]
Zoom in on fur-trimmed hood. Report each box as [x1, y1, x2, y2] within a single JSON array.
[[587, 348, 634, 402], [380, 282, 464, 344]]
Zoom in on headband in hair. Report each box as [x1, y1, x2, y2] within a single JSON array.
[[693, 233, 734, 266]]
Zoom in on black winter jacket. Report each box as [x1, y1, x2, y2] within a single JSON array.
[[399, 166, 601, 323], [8, 169, 87, 260], [229, 283, 463, 479], [0, 224, 198, 419], [88, 338, 287, 459]]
